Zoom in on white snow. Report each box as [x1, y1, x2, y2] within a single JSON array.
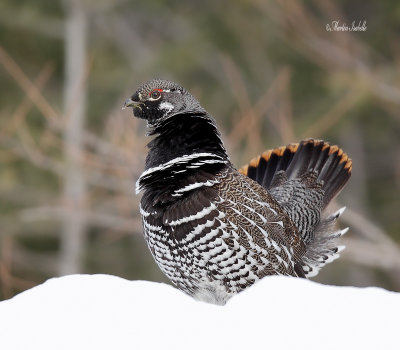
[[0, 274, 398, 350]]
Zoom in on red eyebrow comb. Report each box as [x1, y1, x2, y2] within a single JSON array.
[[150, 88, 163, 95]]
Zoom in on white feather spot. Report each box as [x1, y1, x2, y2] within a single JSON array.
[[172, 180, 219, 196], [165, 202, 217, 226], [159, 101, 174, 112]]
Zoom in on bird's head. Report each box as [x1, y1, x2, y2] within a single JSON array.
[[123, 79, 207, 129]]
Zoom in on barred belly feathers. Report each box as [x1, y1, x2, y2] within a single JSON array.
[[123, 79, 352, 305]]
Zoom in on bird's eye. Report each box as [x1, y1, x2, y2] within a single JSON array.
[[150, 89, 162, 100]]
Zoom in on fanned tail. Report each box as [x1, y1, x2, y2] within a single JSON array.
[[239, 139, 352, 208], [239, 139, 352, 277]]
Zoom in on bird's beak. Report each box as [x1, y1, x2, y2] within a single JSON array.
[[122, 98, 141, 110]]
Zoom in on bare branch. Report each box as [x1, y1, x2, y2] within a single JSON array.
[[0, 45, 60, 124], [20, 206, 142, 233]]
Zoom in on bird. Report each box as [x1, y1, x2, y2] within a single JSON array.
[[123, 78, 352, 305]]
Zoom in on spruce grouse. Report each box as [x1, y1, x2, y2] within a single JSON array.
[[123, 79, 352, 305]]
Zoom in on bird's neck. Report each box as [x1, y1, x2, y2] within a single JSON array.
[[146, 114, 228, 167], [136, 114, 230, 198]]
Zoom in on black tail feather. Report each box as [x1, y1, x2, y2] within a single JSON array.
[[239, 139, 352, 208]]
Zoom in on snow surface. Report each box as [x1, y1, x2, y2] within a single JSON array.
[[0, 274, 398, 350]]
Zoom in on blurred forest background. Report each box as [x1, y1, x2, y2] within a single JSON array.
[[0, 0, 399, 300]]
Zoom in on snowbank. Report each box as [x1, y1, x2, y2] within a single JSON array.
[[0, 274, 398, 350]]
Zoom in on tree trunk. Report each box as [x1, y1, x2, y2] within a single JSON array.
[[59, 0, 87, 275]]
